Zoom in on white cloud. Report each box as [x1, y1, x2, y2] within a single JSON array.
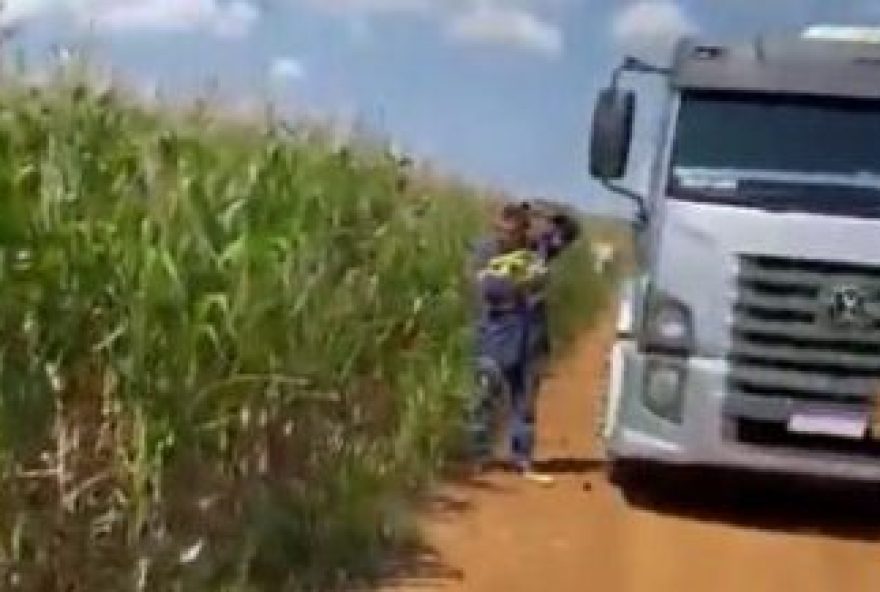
[[86, 0, 260, 38], [211, 1, 260, 38], [301, 0, 565, 57], [0, 0, 260, 37], [0, 0, 57, 24], [270, 56, 307, 83], [447, 5, 563, 57], [612, 0, 696, 57]]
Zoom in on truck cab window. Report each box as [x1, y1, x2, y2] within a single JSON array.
[[669, 91, 880, 214]]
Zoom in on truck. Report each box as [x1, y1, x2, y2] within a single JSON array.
[[591, 26, 880, 493]]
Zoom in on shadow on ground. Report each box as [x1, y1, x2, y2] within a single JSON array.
[[380, 488, 472, 589], [533, 457, 605, 475], [382, 456, 604, 588], [380, 544, 465, 590], [614, 462, 880, 543], [447, 456, 605, 477]]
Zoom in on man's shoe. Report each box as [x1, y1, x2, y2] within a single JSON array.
[[515, 461, 555, 486], [522, 470, 555, 486]]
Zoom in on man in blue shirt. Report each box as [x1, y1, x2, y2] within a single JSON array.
[[468, 203, 579, 484]]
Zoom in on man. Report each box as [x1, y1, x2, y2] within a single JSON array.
[[524, 204, 581, 375], [468, 203, 573, 484]]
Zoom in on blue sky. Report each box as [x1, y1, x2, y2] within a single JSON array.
[[4, 1, 880, 217]]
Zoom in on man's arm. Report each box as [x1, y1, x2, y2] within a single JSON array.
[[471, 239, 523, 311]]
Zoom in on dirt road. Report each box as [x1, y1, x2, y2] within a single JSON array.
[[384, 323, 880, 592]]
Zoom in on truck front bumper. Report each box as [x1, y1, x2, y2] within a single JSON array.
[[606, 342, 880, 484]]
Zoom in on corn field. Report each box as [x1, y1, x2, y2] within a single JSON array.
[[0, 76, 605, 591]]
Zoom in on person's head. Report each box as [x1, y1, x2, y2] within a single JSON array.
[[524, 204, 554, 241], [551, 213, 580, 243], [493, 203, 531, 251]]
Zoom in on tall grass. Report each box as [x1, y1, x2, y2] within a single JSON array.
[[547, 232, 612, 349], [0, 77, 604, 591]]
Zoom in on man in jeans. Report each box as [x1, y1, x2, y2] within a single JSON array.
[[468, 203, 579, 484]]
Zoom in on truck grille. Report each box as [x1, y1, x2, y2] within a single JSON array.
[[729, 255, 880, 406]]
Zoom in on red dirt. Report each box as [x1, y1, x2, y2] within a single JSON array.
[[383, 322, 880, 592]]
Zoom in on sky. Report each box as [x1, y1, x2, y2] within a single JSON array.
[[3, 0, 880, 218]]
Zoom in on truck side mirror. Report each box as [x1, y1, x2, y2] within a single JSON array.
[[589, 87, 636, 181]]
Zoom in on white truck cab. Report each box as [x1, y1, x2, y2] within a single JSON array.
[[592, 27, 880, 490]]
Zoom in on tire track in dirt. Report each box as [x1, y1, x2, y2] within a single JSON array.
[[383, 321, 880, 592]]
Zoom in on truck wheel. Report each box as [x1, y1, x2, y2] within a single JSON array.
[[606, 459, 666, 507], [606, 459, 638, 500], [607, 458, 635, 489]]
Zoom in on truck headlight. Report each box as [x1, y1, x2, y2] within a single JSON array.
[[642, 290, 694, 355], [643, 360, 686, 423]]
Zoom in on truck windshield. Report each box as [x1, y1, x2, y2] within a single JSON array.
[[669, 90, 880, 215]]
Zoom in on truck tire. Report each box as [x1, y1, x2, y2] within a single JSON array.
[[606, 459, 646, 505], [607, 458, 636, 489], [606, 459, 674, 507]]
